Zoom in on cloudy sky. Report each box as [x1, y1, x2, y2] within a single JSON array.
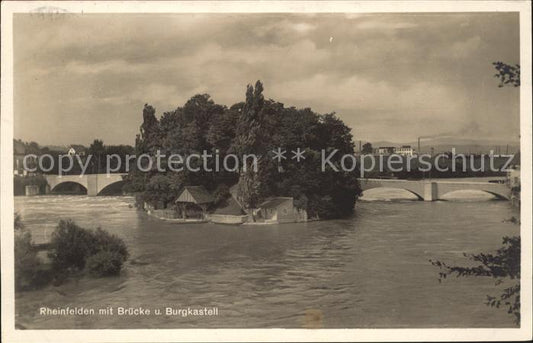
[[14, 12, 520, 146]]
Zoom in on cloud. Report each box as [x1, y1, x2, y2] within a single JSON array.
[[355, 20, 417, 30], [450, 36, 483, 58], [291, 22, 317, 33], [13, 12, 520, 145]]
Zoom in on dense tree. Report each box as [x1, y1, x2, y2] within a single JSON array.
[[232, 81, 267, 209], [124, 105, 164, 194], [25, 141, 41, 155], [88, 139, 105, 173], [232, 81, 268, 155], [88, 139, 105, 156], [140, 104, 161, 152], [14, 213, 44, 290], [128, 80, 361, 218], [362, 142, 373, 154], [207, 102, 242, 154]]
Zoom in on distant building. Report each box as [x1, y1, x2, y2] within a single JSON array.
[[395, 145, 415, 156], [375, 145, 415, 156], [67, 145, 87, 157], [507, 165, 520, 189], [13, 140, 26, 175], [507, 165, 520, 207], [25, 185, 40, 196], [13, 140, 38, 176], [377, 147, 395, 155]]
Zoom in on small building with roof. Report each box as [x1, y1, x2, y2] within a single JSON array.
[[175, 186, 214, 219], [256, 197, 307, 224], [395, 145, 415, 156], [208, 195, 249, 224], [377, 146, 396, 155], [68, 145, 87, 157]]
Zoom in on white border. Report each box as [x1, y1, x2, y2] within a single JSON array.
[[1, 1, 531, 342]]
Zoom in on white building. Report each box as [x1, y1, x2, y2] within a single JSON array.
[[67, 147, 77, 156], [395, 145, 415, 156], [507, 165, 520, 189], [67, 145, 87, 157], [377, 147, 395, 155]]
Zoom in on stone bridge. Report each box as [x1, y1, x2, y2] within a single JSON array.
[[358, 178, 510, 201], [44, 173, 127, 196]]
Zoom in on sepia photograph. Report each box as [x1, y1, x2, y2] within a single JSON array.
[[1, 1, 531, 342]]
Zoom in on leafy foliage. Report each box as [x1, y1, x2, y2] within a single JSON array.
[[86, 251, 125, 277], [91, 228, 129, 262], [15, 212, 24, 231], [431, 236, 520, 280], [14, 213, 45, 290], [15, 230, 43, 290], [362, 142, 373, 154], [48, 220, 128, 276], [49, 220, 98, 271], [430, 235, 520, 324], [493, 62, 520, 87], [130, 80, 361, 218], [233, 81, 267, 209], [212, 183, 231, 207]]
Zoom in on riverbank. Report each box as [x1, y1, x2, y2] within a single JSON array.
[[143, 195, 309, 225]]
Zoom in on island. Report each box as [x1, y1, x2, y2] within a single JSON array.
[[125, 81, 362, 224]]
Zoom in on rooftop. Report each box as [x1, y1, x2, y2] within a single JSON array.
[[259, 197, 293, 209], [213, 196, 246, 215], [176, 185, 214, 204]]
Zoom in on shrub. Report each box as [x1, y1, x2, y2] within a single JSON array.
[[92, 228, 129, 262], [48, 220, 128, 276], [15, 213, 24, 231], [15, 230, 42, 290], [14, 213, 53, 290], [49, 220, 97, 272], [86, 251, 124, 277]]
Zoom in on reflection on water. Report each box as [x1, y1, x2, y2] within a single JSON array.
[[14, 193, 519, 328]]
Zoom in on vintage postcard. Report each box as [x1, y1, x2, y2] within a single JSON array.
[[1, 1, 532, 342]]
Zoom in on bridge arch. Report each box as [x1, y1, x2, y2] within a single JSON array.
[[93, 175, 127, 195], [483, 191, 511, 200], [97, 180, 126, 196], [360, 186, 424, 200], [50, 181, 88, 195], [358, 178, 511, 202], [399, 189, 423, 200], [359, 179, 426, 200], [439, 189, 509, 200]]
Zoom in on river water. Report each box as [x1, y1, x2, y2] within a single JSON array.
[[14, 190, 519, 328]]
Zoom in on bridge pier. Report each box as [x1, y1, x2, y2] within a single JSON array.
[[423, 182, 438, 201], [86, 174, 98, 196]]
